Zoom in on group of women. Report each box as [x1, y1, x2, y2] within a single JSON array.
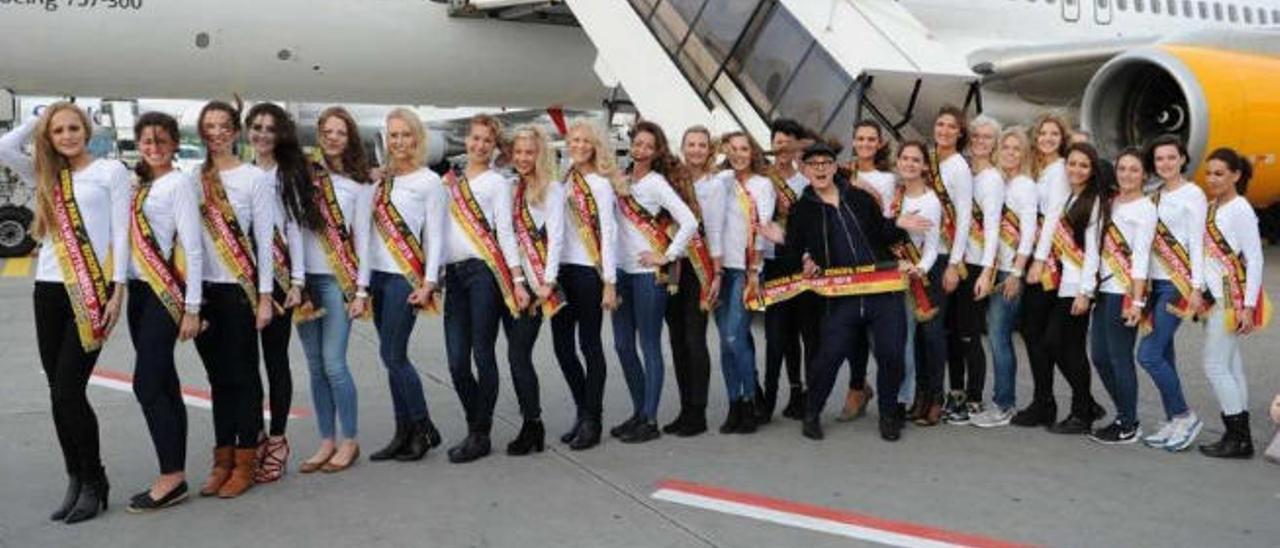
[[0, 99, 1268, 526]]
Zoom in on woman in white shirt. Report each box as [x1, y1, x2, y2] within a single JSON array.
[[931, 106, 976, 423], [0, 102, 128, 523], [364, 109, 445, 464], [1081, 148, 1156, 444], [295, 107, 373, 474], [662, 125, 724, 438], [553, 120, 619, 451], [1199, 147, 1265, 459], [609, 122, 697, 443], [122, 113, 204, 513]]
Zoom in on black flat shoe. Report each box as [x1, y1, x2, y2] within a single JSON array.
[[561, 417, 582, 445], [610, 414, 643, 438], [1047, 415, 1093, 435], [446, 433, 491, 464], [620, 421, 660, 444], [50, 474, 81, 521], [662, 413, 687, 435], [126, 482, 188, 514], [801, 417, 824, 440], [370, 420, 408, 462], [676, 414, 707, 438], [1011, 401, 1057, 427], [568, 418, 601, 451], [719, 401, 742, 434]]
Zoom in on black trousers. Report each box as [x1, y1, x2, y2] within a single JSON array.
[[663, 260, 711, 416], [194, 283, 264, 449], [762, 260, 820, 400], [1019, 283, 1057, 404], [34, 282, 105, 476], [807, 293, 906, 419], [1043, 297, 1097, 417], [501, 304, 543, 421], [551, 264, 608, 420], [259, 287, 293, 436], [127, 281, 187, 474], [946, 269, 988, 401]]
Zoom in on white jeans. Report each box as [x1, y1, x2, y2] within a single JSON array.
[[1202, 306, 1249, 415]]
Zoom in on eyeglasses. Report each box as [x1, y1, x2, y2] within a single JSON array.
[[804, 159, 835, 168], [250, 124, 276, 134]]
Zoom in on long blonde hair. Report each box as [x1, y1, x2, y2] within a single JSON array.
[[997, 126, 1032, 181], [1029, 112, 1071, 180], [511, 125, 556, 206], [567, 119, 621, 190], [32, 102, 93, 240], [384, 107, 429, 174]]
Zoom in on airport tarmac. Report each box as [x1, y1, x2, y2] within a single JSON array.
[[2, 252, 1279, 548]]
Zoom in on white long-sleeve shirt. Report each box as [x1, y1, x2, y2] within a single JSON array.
[[200, 164, 276, 293], [1150, 181, 1207, 289], [937, 153, 973, 264], [692, 173, 726, 258], [0, 118, 131, 285], [444, 169, 520, 270], [1033, 159, 1070, 261], [899, 189, 942, 272], [1054, 192, 1100, 299], [302, 171, 373, 290], [130, 171, 205, 307], [857, 170, 896, 217], [965, 166, 1003, 267], [1082, 196, 1156, 296], [260, 165, 307, 284], [1205, 195, 1264, 307], [763, 171, 807, 260], [616, 171, 698, 274], [560, 171, 619, 284], [368, 167, 447, 285], [718, 171, 776, 270], [998, 174, 1039, 274], [515, 179, 566, 283]]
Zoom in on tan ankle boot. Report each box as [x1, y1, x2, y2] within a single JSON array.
[[199, 447, 234, 497], [837, 386, 873, 422], [217, 448, 258, 498]]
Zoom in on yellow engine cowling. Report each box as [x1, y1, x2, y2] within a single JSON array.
[[1082, 40, 1280, 206]]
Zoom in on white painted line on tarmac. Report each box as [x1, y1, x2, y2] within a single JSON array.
[[89, 368, 308, 419]]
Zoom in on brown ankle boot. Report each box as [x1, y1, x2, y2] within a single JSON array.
[[837, 386, 874, 422], [200, 447, 234, 497], [217, 448, 258, 498]]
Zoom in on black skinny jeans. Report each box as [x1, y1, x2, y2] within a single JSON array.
[[194, 283, 265, 449], [1042, 297, 1097, 417], [1019, 283, 1057, 405], [551, 264, 608, 421], [127, 281, 187, 474], [259, 286, 293, 436], [946, 271, 988, 402], [34, 282, 105, 476], [663, 260, 711, 416], [501, 304, 543, 421], [762, 259, 816, 399]]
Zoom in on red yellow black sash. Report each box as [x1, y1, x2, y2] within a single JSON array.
[[1041, 217, 1083, 292], [763, 263, 906, 305], [891, 239, 938, 321], [201, 172, 260, 311], [617, 192, 676, 289], [1205, 204, 1272, 332], [131, 183, 186, 325], [446, 171, 520, 316], [733, 177, 765, 311], [53, 169, 111, 351], [373, 175, 438, 314], [566, 168, 603, 271], [514, 180, 565, 317]]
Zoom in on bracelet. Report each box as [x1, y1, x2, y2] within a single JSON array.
[[1131, 300, 1146, 308], [1010, 270, 1023, 279], [355, 290, 369, 299], [513, 276, 527, 284]]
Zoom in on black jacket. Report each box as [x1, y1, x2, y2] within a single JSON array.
[[783, 175, 906, 270]]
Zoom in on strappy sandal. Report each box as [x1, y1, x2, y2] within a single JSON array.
[[255, 436, 289, 483]]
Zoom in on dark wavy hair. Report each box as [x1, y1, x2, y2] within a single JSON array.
[[897, 139, 936, 189], [853, 119, 892, 171], [317, 106, 372, 183], [198, 100, 242, 186], [246, 102, 324, 231], [935, 104, 970, 153], [1144, 134, 1189, 176], [133, 111, 180, 184], [1206, 147, 1254, 196], [1064, 142, 1106, 245], [718, 131, 768, 175], [627, 120, 679, 182]]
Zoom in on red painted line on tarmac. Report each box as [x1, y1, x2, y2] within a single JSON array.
[[90, 368, 310, 418]]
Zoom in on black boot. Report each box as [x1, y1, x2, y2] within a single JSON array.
[[50, 473, 81, 521], [506, 419, 546, 456], [447, 431, 492, 464], [1011, 399, 1057, 427], [421, 415, 443, 448], [755, 389, 776, 424], [782, 386, 806, 420], [879, 415, 902, 442], [568, 417, 601, 451], [662, 410, 687, 435], [561, 416, 582, 445], [801, 415, 824, 440], [1199, 412, 1255, 459], [64, 466, 108, 524], [677, 408, 707, 437], [719, 401, 742, 434], [370, 420, 409, 461], [610, 414, 643, 439], [620, 419, 661, 444], [736, 398, 758, 434], [395, 418, 435, 462]]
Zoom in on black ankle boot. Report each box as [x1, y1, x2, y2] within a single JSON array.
[[610, 414, 643, 438], [568, 417, 601, 451], [447, 432, 491, 464], [64, 466, 108, 524], [677, 409, 707, 437], [1011, 400, 1057, 427], [1200, 412, 1255, 459], [719, 401, 742, 434], [50, 473, 81, 521], [879, 415, 902, 442], [801, 415, 824, 440], [421, 416, 443, 448], [561, 416, 582, 445], [756, 389, 776, 424], [395, 418, 434, 462], [507, 419, 546, 456], [662, 411, 687, 435], [736, 398, 758, 434], [370, 420, 409, 462], [782, 387, 806, 420]]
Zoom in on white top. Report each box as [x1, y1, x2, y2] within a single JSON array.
[[692, 173, 727, 258], [130, 171, 205, 307], [1053, 192, 1100, 299], [260, 165, 307, 284], [560, 171, 619, 284], [515, 179, 566, 283], [444, 169, 520, 269], [937, 153, 973, 264], [1033, 159, 1070, 261], [1205, 195, 1264, 307], [368, 167, 447, 285], [616, 171, 698, 274], [857, 169, 897, 217], [1149, 182, 1207, 288], [0, 119, 131, 284], [1083, 196, 1157, 296], [763, 171, 808, 260], [965, 166, 1004, 267], [302, 171, 373, 289], [899, 189, 942, 272], [718, 170, 777, 270], [200, 164, 276, 293], [998, 174, 1039, 274]]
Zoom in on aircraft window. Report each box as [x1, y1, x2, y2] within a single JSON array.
[[1214, 2, 1222, 19], [1183, 0, 1193, 16], [730, 6, 811, 116], [1274, 9, 1279, 22], [1199, 1, 1208, 17], [1135, 0, 1144, 12], [1118, 0, 1127, 9], [774, 46, 852, 136], [1167, 0, 1177, 15], [1243, 5, 1252, 22], [1228, 4, 1237, 21], [1153, 0, 1161, 12], [1260, 7, 1268, 23]]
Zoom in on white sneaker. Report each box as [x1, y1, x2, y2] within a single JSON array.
[[1164, 412, 1203, 452], [1143, 421, 1176, 448], [971, 407, 1014, 428]]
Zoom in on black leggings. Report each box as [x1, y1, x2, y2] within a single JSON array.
[[663, 260, 710, 415], [501, 306, 543, 421], [1019, 283, 1056, 405], [127, 281, 187, 474], [194, 284, 264, 449], [34, 282, 104, 476], [551, 264, 608, 420], [1042, 297, 1097, 417], [946, 270, 987, 401], [259, 291, 293, 437]]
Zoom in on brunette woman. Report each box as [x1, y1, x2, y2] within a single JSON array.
[[931, 105, 976, 423]]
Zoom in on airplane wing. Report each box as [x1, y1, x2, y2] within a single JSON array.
[[969, 37, 1158, 104]]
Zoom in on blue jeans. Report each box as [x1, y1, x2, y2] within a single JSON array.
[[369, 271, 430, 422], [297, 274, 359, 440], [444, 259, 502, 433], [612, 270, 668, 420], [902, 260, 947, 404], [501, 307, 543, 421], [715, 268, 757, 401], [1136, 280, 1190, 419], [1092, 293, 1139, 428], [985, 272, 1022, 410]]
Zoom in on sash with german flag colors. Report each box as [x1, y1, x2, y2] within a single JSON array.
[[999, 206, 1020, 253], [513, 180, 565, 318], [565, 168, 603, 271], [1151, 218, 1197, 319], [1041, 217, 1083, 292], [891, 239, 938, 321], [311, 166, 364, 311], [763, 263, 906, 305], [733, 177, 765, 311], [886, 185, 906, 219], [201, 172, 260, 311], [446, 171, 521, 316], [131, 183, 187, 325], [670, 178, 717, 311], [928, 156, 958, 252], [768, 171, 798, 223], [1205, 204, 1272, 332], [617, 192, 676, 289], [968, 199, 986, 252], [373, 175, 439, 315], [52, 169, 112, 352], [1100, 220, 1144, 317]]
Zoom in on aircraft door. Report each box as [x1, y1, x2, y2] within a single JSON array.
[[1062, 0, 1081, 21], [1094, 0, 1114, 24]]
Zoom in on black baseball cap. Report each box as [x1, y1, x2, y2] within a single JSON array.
[[801, 142, 837, 162]]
